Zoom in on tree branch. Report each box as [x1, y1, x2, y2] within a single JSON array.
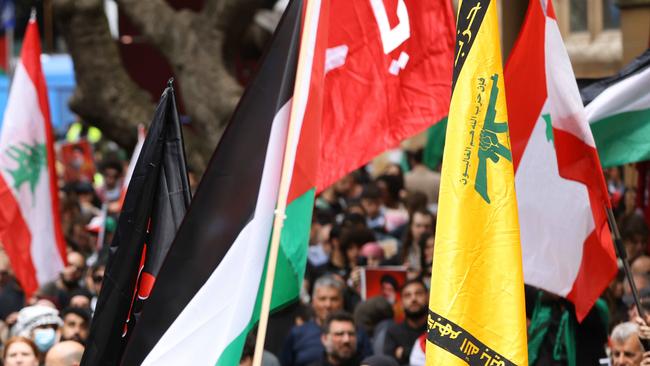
[[52, 0, 153, 149]]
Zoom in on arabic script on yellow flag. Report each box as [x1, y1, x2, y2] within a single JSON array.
[[425, 0, 528, 365]]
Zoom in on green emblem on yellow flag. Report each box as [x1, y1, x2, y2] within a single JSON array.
[[426, 0, 527, 365], [6, 142, 47, 195], [475, 74, 511, 204]]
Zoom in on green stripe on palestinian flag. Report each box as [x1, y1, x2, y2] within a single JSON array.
[[217, 0, 328, 363], [583, 49, 650, 167], [423, 117, 447, 170], [118, 1, 328, 365]]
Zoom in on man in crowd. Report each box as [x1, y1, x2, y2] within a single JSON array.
[[38, 251, 86, 308], [281, 275, 371, 366], [311, 311, 361, 366], [382, 280, 428, 365], [45, 340, 84, 366], [59, 307, 90, 344], [610, 321, 650, 365]]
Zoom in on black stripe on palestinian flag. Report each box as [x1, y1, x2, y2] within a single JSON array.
[[580, 48, 650, 105], [119, 1, 303, 365], [81, 84, 191, 366]]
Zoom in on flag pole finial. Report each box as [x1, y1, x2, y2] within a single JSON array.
[[167, 77, 174, 88], [29, 7, 36, 22]]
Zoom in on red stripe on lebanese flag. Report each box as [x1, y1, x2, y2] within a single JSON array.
[[0, 180, 36, 293], [0, 18, 66, 297], [504, 0, 546, 172], [21, 18, 67, 265]]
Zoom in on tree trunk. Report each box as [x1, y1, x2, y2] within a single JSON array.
[[52, 0, 265, 171]]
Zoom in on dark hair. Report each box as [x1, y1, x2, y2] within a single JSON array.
[[622, 214, 649, 241], [399, 209, 434, 263], [376, 174, 404, 204], [408, 149, 424, 165], [418, 232, 434, 272], [240, 329, 257, 361], [361, 183, 382, 201], [100, 159, 123, 175], [61, 307, 92, 324], [400, 279, 427, 295], [322, 311, 355, 334], [340, 228, 376, 253], [379, 274, 399, 291]]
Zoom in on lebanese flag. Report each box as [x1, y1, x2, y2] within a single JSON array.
[[0, 17, 66, 297], [506, 0, 617, 320], [318, 0, 454, 190]]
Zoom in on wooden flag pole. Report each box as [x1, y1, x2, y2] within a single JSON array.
[[252, 1, 320, 365]]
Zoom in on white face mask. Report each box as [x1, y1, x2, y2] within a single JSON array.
[[33, 327, 56, 352]]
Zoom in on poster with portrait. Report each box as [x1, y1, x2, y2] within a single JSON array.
[[59, 139, 96, 183], [360, 266, 407, 322]]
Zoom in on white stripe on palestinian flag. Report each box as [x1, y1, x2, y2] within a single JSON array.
[[0, 50, 65, 293], [585, 64, 650, 167], [140, 101, 291, 365]]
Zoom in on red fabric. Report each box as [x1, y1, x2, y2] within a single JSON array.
[[288, 0, 330, 203], [555, 129, 618, 321], [21, 21, 67, 266], [0, 176, 37, 296], [317, 0, 455, 191], [505, 0, 547, 171]]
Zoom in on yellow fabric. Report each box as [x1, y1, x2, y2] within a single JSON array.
[[425, 0, 527, 365]]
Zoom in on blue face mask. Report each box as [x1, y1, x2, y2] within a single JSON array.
[[33, 328, 56, 352]]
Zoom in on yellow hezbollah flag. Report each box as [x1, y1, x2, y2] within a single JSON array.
[[425, 0, 527, 365]]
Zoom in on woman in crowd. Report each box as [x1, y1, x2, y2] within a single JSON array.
[[3, 336, 40, 366]]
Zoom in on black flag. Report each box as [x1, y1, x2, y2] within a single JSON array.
[[81, 81, 192, 366]]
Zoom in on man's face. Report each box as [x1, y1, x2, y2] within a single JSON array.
[[361, 198, 380, 219], [103, 167, 120, 189], [410, 213, 433, 243], [381, 282, 397, 304], [611, 336, 644, 366], [63, 252, 86, 284], [61, 313, 88, 343], [625, 235, 647, 263], [402, 283, 428, 319], [312, 286, 343, 324], [322, 320, 357, 364]]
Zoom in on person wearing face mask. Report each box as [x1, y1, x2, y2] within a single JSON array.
[[11, 305, 63, 356]]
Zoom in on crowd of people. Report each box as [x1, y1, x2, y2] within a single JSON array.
[[1, 129, 650, 366]]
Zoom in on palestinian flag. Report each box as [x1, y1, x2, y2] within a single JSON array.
[[581, 49, 650, 168], [506, 0, 617, 322], [0, 15, 66, 298], [118, 0, 328, 364]]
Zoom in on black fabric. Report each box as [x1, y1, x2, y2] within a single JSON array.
[[382, 321, 426, 365], [580, 48, 650, 106], [80, 84, 191, 366], [119, 1, 303, 365]]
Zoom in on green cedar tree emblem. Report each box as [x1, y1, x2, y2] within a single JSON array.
[[474, 74, 512, 204], [542, 114, 555, 142], [5, 142, 47, 195]]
